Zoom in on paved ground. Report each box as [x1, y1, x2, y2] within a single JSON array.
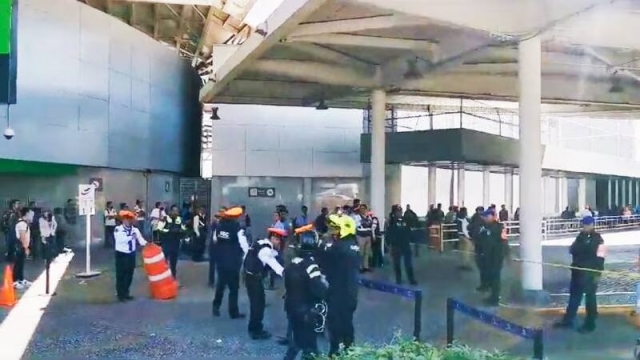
[[18, 230, 640, 360]]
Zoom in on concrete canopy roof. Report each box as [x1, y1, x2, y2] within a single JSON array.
[[198, 0, 640, 115]]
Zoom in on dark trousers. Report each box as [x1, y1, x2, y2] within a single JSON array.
[[208, 242, 217, 286], [564, 271, 599, 326], [268, 252, 283, 288], [4, 230, 15, 261], [484, 252, 504, 301], [104, 226, 115, 248], [13, 247, 25, 282], [475, 250, 488, 288], [29, 230, 40, 258], [192, 233, 206, 262], [391, 245, 415, 283], [284, 311, 319, 360], [161, 240, 179, 279], [245, 273, 266, 334], [212, 267, 241, 316], [370, 236, 384, 268], [115, 251, 136, 299], [327, 303, 355, 356], [55, 231, 67, 254]]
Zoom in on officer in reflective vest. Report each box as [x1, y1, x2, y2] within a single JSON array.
[[212, 206, 248, 319], [243, 228, 285, 340], [114, 210, 147, 302], [284, 224, 328, 360], [156, 205, 186, 279], [323, 214, 360, 357], [554, 215, 605, 333]]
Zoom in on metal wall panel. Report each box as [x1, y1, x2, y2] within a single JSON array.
[[0, 0, 200, 175]]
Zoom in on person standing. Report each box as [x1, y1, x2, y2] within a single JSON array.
[[13, 207, 34, 290], [354, 204, 373, 273], [53, 207, 71, 254], [212, 207, 248, 319], [369, 212, 384, 268], [553, 216, 605, 333], [208, 207, 225, 287], [1, 199, 21, 261], [149, 202, 166, 243], [283, 226, 328, 360], [191, 206, 207, 262], [133, 200, 147, 237], [477, 209, 508, 306], [156, 205, 186, 278], [113, 210, 147, 302], [39, 209, 57, 261], [456, 207, 473, 271], [323, 214, 360, 357], [243, 228, 285, 340], [387, 206, 417, 285], [104, 202, 117, 248], [468, 206, 487, 291], [293, 206, 310, 243]]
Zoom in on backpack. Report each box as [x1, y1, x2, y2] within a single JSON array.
[[0, 210, 14, 232]]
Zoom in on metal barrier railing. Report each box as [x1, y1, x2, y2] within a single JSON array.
[[421, 215, 640, 252]]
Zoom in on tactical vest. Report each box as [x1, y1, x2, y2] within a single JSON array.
[[243, 239, 273, 275]]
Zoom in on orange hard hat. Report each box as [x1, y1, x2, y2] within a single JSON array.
[[223, 207, 243, 218], [118, 210, 136, 220], [268, 228, 287, 237], [294, 224, 314, 235]]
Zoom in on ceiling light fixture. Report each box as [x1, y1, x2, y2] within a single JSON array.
[[403, 58, 422, 80], [210, 107, 221, 120]]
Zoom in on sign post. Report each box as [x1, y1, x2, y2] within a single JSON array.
[[75, 184, 101, 279]]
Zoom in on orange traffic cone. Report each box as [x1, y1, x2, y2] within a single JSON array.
[[0, 265, 17, 308]]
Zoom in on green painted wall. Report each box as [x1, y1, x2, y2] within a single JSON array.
[[0, 158, 78, 176]]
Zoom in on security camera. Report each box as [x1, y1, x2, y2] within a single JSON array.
[[3, 127, 14, 140]]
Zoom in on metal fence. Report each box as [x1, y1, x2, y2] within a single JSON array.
[[423, 215, 640, 251]]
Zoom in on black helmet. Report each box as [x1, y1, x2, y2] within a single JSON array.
[[295, 224, 320, 253]]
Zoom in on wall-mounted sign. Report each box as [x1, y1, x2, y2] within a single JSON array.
[[248, 187, 276, 198], [89, 177, 103, 192], [165, 181, 171, 193]]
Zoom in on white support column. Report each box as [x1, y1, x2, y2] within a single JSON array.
[[560, 177, 568, 211], [457, 168, 465, 206], [615, 179, 620, 206], [554, 177, 561, 214], [303, 178, 312, 209], [636, 180, 639, 206], [578, 178, 587, 210], [427, 166, 437, 206], [371, 89, 386, 227], [505, 171, 514, 213], [628, 180, 633, 206], [622, 179, 627, 206], [518, 35, 543, 292], [608, 178, 613, 209], [482, 168, 491, 206]]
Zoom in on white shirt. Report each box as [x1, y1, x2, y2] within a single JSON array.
[[15, 219, 29, 242], [134, 205, 146, 221], [254, 239, 284, 276], [39, 216, 58, 238], [150, 208, 166, 229], [114, 225, 147, 253], [104, 208, 117, 226]]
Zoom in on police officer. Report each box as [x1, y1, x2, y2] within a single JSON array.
[[114, 210, 147, 302], [323, 214, 360, 357], [212, 206, 248, 319], [553, 216, 605, 333], [284, 225, 328, 360], [208, 207, 225, 287], [243, 227, 285, 340], [387, 206, 417, 285], [468, 206, 486, 291], [478, 209, 507, 306], [191, 206, 207, 262], [156, 205, 186, 279]]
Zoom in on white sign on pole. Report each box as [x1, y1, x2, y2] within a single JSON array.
[[78, 184, 96, 216], [76, 184, 101, 278]]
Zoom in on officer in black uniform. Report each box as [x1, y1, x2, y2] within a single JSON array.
[[212, 207, 248, 319], [283, 225, 328, 360], [386, 206, 417, 285], [478, 209, 507, 306], [468, 206, 486, 291], [243, 227, 285, 340], [156, 205, 186, 279], [208, 207, 225, 287], [554, 216, 605, 333], [323, 214, 360, 357]]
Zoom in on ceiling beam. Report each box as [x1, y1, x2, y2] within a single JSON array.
[[200, 0, 332, 103], [176, 5, 194, 50], [192, 6, 218, 66], [290, 15, 428, 37], [251, 59, 377, 87], [285, 33, 438, 51], [280, 42, 377, 69]]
